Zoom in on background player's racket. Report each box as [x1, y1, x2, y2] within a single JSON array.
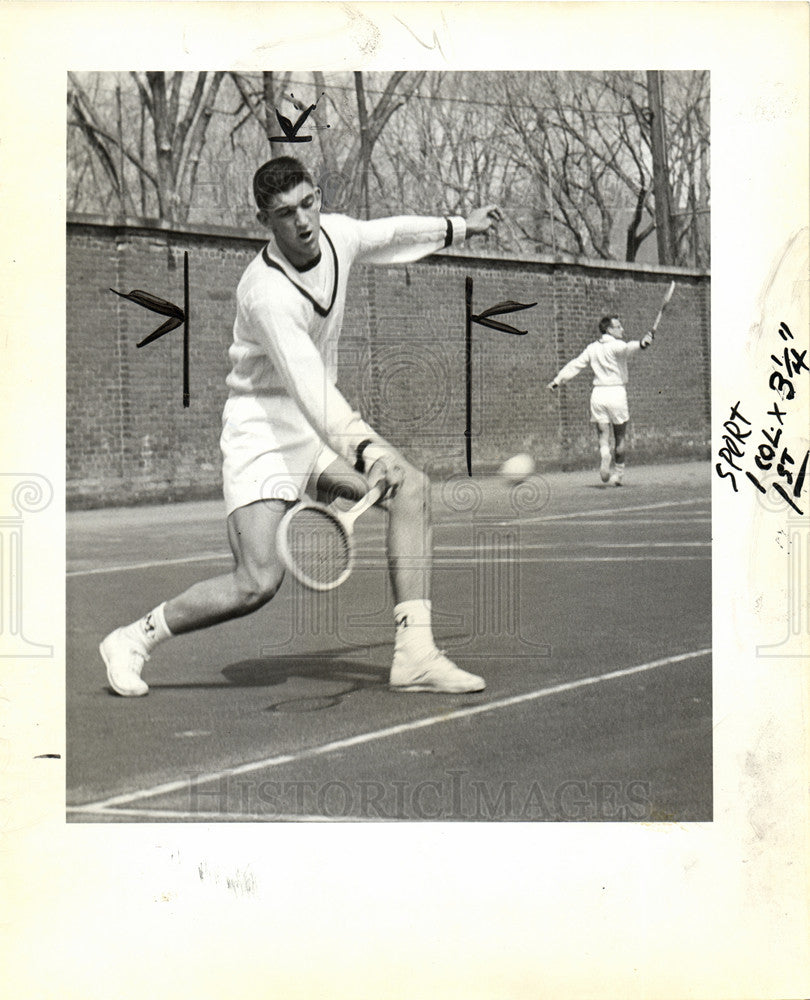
[[650, 281, 676, 335], [277, 482, 386, 591]]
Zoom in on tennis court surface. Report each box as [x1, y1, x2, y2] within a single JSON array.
[[67, 461, 711, 822]]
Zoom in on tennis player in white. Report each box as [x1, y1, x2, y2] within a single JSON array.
[[101, 156, 501, 697], [547, 316, 654, 485]]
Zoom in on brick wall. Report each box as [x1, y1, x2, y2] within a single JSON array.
[[67, 217, 710, 507]]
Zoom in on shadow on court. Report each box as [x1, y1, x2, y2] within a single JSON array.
[[67, 461, 712, 823], [151, 655, 391, 713]]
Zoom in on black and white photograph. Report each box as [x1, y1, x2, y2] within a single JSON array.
[[66, 68, 712, 823], [2, 3, 809, 998]]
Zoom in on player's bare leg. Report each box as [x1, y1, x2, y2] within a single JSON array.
[[610, 422, 628, 486], [314, 455, 433, 603], [100, 500, 288, 696], [596, 421, 613, 483], [164, 500, 288, 631], [315, 455, 484, 693]]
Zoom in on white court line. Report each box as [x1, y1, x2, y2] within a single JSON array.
[[67, 806, 367, 823], [68, 549, 710, 578], [71, 508, 710, 577], [68, 552, 232, 577], [433, 541, 710, 550], [324, 517, 711, 542], [494, 497, 709, 527], [286, 555, 708, 566], [431, 555, 709, 564], [73, 647, 711, 814], [325, 518, 712, 546], [525, 517, 711, 526]]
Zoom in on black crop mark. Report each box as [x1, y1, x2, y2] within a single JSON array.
[[110, 250, 190, 407], [465, 276, 537, 475], [270, 92, 330, 144]]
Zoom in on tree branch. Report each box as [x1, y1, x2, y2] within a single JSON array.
[[68, 92, 158, 190]]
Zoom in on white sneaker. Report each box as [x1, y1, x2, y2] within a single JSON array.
[[100, 626, 150, 697], [599, 455, 612, 483], [390, 648, 485, 693]]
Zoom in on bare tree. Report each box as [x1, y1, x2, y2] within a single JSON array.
[[67, 70, 709, 265], [375, 72, 518, 250], [666, 71, 710, 268], [68, 71, 225, 222], [491, 70, 709, 265], [223, 71, 425, 218], [494, 72, 647, 260], [228, 71, 295, 144]]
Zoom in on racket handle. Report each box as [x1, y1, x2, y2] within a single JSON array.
[[341, 481, 386, 529]]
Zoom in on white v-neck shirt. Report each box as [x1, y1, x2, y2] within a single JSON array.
[[220, 213, 465, 512], [553, 333, 642, 387]]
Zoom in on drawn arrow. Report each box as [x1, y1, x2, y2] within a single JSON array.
[[109, 288, 184, 347], [270, 105, 315, 143], [110, 251, 190, 407], [471, 299, 536, 336], [466, 276, 537, 475]]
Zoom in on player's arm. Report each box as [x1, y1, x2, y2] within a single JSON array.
[[623, 333, 655, 358], [245, 288, 402, 493], [547, 348, 591, 390], [352, 205, 501, 265], [465, 204, 503, 235]]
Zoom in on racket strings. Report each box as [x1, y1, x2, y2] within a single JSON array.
[[284, 507, 351, 587]]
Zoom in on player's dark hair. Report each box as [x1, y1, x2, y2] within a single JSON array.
[[253, 157, 314, 210], [598, 315, 619, 335]]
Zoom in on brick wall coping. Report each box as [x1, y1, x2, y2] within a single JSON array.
[[67, 212, 710, 281]]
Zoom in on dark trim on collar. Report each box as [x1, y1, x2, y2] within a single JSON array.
[[295, 251, 322, 272], [261, 226, 339, 318]]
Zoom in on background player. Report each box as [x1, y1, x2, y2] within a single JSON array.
[[547, 316, 654, 485], [101, 156, 501, 697]]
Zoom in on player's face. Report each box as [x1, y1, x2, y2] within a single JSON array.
[[608, 319, 625, 339], [262, 182, 322, 266]]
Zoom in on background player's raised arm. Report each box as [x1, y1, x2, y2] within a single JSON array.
[[548, 348, 591, 390], [546, 315, 655, 485]]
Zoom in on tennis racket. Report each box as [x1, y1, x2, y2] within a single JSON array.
[[276, 482, 386, 591], [650, 281, 676, 334]]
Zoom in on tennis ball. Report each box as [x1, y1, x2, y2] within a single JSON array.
[[498, 453, 536, 483]]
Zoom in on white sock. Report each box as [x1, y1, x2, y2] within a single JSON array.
[[394, 599, 436, 656], [130, 602, 173, 653], [599, 442, 612, 465], [613, 462, 625, 482]]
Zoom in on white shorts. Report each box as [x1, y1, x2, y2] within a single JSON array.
[[589, 385, 630, 425], [220, 394, 339, 516]]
